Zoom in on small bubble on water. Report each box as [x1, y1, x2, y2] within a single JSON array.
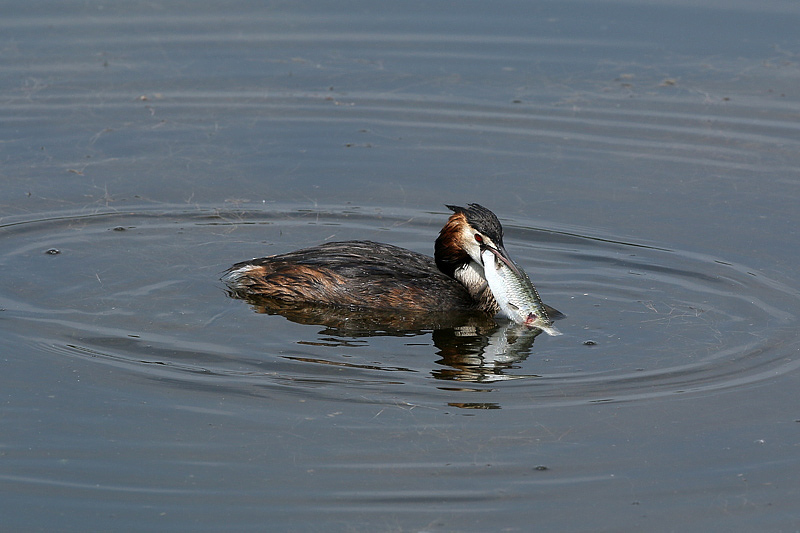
[[583, 340, 597, 346], [45, 248, 60, 255]]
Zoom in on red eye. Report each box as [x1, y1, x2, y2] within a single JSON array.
[[474, 234, 483, 243]]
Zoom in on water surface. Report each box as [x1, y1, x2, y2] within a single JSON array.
[[2, 1, 800, 531]]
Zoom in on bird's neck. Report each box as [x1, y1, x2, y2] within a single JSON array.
[[453, 260, 499, 314]]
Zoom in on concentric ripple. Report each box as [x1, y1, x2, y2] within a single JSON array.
[[1, 205, 798, 408]]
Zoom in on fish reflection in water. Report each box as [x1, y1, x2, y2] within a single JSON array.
[[432, 321, 546, 383]]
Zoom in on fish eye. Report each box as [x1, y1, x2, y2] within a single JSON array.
[[474, 234, 483, 243]]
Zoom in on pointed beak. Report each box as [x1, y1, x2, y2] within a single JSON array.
[[481, 243, 521, 276]]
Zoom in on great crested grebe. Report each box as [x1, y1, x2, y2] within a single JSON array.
[[223, 203, 560, 321]]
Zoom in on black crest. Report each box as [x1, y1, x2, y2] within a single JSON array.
[[446, 203, 504, 245]]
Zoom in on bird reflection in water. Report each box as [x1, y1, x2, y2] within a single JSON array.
[[228, 294, 546, 383]]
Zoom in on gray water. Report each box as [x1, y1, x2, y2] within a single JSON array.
[[2, 1, 800, 531]]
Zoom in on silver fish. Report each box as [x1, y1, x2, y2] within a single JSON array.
[[481, 249, 562, 336]]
